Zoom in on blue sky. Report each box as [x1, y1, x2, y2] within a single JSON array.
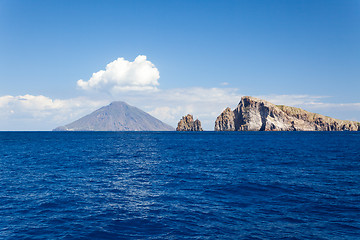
[[0, 0, 359, 130]]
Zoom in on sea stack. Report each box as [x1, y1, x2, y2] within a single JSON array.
[[215, 96, 360, 131], [176, 114, 203, 131]]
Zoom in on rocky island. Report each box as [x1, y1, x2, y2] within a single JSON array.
[[176, 114, 203, 131], [215, 96, 360, 131]]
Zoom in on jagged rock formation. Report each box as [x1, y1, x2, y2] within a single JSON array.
[[53, 101, 174, 131], [176, 114, 203, 131], [214, 107, 235, 131], [215, 96, 360, 131]]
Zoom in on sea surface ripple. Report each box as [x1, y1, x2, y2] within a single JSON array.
[[0, 132, 359, 239]]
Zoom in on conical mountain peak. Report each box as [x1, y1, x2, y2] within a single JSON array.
[[53, 101, 174, 131]]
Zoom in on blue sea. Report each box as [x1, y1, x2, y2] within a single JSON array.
[[0, 132, 359, 239]]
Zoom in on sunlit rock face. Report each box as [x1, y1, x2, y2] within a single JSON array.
[[214, 107, 235, 131], [176, 114, 203, 131], [215, 96, 360, 131]]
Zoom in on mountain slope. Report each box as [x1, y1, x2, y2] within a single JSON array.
[[53, 101, 174, 131], [215, 96, 360, 131]]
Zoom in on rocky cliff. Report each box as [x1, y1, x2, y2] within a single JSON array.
[[176, 114, 203, 131], [214, 107, 235, 131], [215, 96, 360, 131]]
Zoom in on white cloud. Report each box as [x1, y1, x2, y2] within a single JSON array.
[[257, 94, 328, 106], [257, 94, 360, 122], [116, 87, 243, 130], [148, 106, 183, 123], [0, 88, 241, 130], [142, 91, 360, 130], [299, 102, 360, 122], [0, 94, 106, 130], [257, 94, 360, 113], [1, 91, 359, 131], [2, 56, 360, 130], [77, 55, 160, 93]]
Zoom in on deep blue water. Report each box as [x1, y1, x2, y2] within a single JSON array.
[[0, 132, 359, 239]]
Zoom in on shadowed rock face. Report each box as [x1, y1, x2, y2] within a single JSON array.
[[176, 114, 203, 131], [215, 96, 360, 131], [53, 101, 174, 131]]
